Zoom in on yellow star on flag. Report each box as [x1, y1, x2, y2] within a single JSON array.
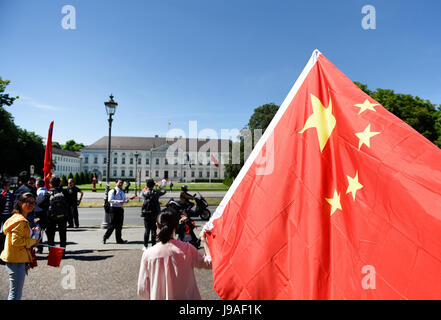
[[346, 171, 363, 201], [299, 94, 336, 152], [355, 124, 380, 150], [354, 99, 379, 115], [326, 190, 342, 216]]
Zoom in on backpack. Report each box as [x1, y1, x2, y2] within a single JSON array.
[[47, 190, 69, 222], [141, 190, 156, 218]]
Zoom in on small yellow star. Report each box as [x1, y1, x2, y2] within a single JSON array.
[[346, 171, 363, 201], [326, 190, 342, 216], [355, 124, 380, 150], [299, 94, 336, 152], [354, 99, 379, 115]]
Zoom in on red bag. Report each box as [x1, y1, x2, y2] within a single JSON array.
[[47, 246, 64, 267]]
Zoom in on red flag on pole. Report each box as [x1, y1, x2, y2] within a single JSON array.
[[43, 121, 54, 188], [204, 50, 441, 299], [210, 154, 219, 167]]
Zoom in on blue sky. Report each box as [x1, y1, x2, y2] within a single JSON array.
[[1, 0, 440, 145]]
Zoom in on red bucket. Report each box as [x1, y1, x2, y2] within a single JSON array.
[[47, 246, 65, 267]]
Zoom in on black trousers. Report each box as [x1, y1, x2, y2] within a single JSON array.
[[104, 207, 124, 242], [46, 219, 67, 249], [143, 217, 157, 247], [68, 205, 79, 227]]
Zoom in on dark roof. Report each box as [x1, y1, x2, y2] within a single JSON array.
[[82, 136, 230, 152], [52, 147, 80, 158]]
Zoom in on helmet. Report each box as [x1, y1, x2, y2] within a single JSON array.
[[181, 185, 188, 191]]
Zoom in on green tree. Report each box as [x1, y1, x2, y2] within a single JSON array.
[[0, 77, 45, 177], [62, 139, 85, 152], [224, 103, 280, 179], [74, 172, 80, 185], [52, 141, 62, 149], [67, 172, 74, 181], [61, 174, 67, 187], [79, 171, 86, 185]]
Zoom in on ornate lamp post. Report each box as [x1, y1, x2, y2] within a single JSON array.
[[134, 151, 139, 199], [102, 94, 117, 229]]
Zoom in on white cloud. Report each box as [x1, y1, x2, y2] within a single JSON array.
[[15, 95, 64, 111]]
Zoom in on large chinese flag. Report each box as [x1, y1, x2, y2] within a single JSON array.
[[205, 50, 441, 299], [43, 121, 54, 188]]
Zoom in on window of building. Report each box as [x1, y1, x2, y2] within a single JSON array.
[[138, 158, 141, 165], [206, 171, 210, 178], [114, 158, 117, 164], [121, 169, 125, 177], [103, 157, 107, 164], [122, 158, 126, 165], [191, 171, 195, 178], [199, 171, 203, 178], [183, 171, 186, 177], [214, 171, 218, 178], [94, 157, 98, 164], [146, 158, 149, 165], [155, 170, 159, 177], [130, 158, 133, 165], [113, 170, 117, 177], [103, 169, 107, 177], [129, 170, 133, 177], [173, 171, 177, 177], [156, 159, 159, 165], [145, 170, 149, 177], [165, 158, 168, 165], [85, 157, 88, 164]]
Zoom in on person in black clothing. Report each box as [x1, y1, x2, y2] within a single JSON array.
[[43, 176, 68, 251], [141, 179, 166, 248], [13, 171, 37, 229], [124, 181, 131, 194], [179, 185, 195, 213], [65, 179, 83, 228]]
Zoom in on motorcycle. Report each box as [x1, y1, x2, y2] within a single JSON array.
[[164, 192, 211, 221]]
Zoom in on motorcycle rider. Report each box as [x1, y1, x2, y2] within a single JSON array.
[[179, 185, 195, 215]]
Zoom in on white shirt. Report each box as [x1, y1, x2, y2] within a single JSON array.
[[108, 187, 126, 208], [137, 239, 212, 300], [34, 187, 48, 212]]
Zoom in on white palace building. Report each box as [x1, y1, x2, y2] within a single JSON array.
[[80, 136, 230, 182]]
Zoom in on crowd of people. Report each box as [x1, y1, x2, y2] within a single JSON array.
[[0, 172, 212, 300]]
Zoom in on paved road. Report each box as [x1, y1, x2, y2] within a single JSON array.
[[0, 206, 220, 300], [78, 206, 218, 227]]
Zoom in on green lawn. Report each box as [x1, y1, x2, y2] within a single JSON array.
[[76, 182, 229, 192]]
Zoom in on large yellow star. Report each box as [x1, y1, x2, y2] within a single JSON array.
[[326, 190, 342, 216], [354, 99, 379, 115], [299, 94, 336, 152], [355, 124, 380, 150], [346, 171, 363, 201]]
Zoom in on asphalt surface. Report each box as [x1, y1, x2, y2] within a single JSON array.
[[0, 206, 220, 300]]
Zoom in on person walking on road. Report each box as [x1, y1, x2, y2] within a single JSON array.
[[137, 210, 211, 300], [34, 179, 48, 253], [103, 179, 129, 244], [0, 192, 39, 300], [141, 179, 166, 248]]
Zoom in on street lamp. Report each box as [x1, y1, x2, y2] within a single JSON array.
[[102, 94, 118, 229], [134, 151, 139, 199]]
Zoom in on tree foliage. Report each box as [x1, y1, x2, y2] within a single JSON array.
[[0, 77, 45, 177]]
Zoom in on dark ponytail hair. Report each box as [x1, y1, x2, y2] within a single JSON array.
[[156, 210, 178, 244]]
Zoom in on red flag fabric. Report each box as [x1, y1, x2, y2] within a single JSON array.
[[211, 154, 219, 167], [43, 121, 54, 188], [204, 50, 441, 299], [47, 246, 64, 267]]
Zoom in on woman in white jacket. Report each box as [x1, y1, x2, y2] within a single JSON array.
[[137, 210, 212, 300]]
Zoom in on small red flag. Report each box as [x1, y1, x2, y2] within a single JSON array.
[[47, 246, 64, 267], [43, 121, 54, 188], [210, 154, 219, 167], [204, 50, 441, 299]]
